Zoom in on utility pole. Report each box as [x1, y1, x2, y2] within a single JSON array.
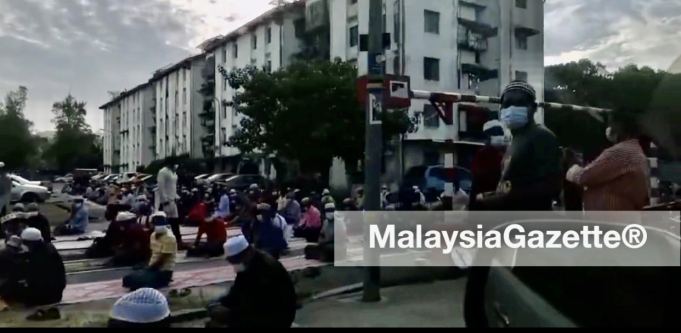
[[362, 0, 384, 303]]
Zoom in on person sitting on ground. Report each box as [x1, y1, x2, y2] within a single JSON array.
[[0, 235, 29, 307], [25, 203, 52, 243], [206, 236, 296, 328], [187, 214, 227, 258], [19, 228, 66, 306], [123, 212, 177, 291], [242, 203, 287, 260], [54, 197, 89, 236], [294, 197, 322, 243], [304, 203, 346, 263], [278, 192, 301, 227], [185, 193, 209, 227], [108, 288, 171, 328], [110, 211, 151, 267], [120, 188, 135, 209]]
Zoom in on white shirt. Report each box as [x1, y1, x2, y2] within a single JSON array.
[[157, 167, 178, 204]]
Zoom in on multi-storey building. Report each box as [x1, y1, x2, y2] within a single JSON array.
[[101, 84, 154, 174], [199, 1, 306, 173], [150, 54, 209, 161]]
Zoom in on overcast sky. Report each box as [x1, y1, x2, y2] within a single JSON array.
[[1, 0, 680, 132]]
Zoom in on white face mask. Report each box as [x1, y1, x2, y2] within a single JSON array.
[[490, 136, 507, 147], [232, 263, 247, 273], [325, 212, 335, 220], [154, 226, 168, 235], [605, 127, 618, 143], [256, 215, 263, 222]]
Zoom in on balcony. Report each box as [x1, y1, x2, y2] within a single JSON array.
[[515, 26, 541, 38], [457, 30, 488, 52], [460, 0, 486, 9], [457, 17, 497, 38], [461, 63, 498, 81]]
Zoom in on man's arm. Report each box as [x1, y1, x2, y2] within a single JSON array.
[[572, 146, 630, 187], [149, 253, 171, 270]]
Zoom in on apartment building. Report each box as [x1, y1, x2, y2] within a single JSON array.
[[314, 0, 544, 180], [100, 84, 154, 174], [199, 1, 306, 173], [150, 54, 208, 161]]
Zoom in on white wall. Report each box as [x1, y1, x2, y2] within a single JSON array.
[[153, 64, 194, 161]]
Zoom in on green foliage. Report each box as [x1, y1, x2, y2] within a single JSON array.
[[545, 59, 681, 159], [0, 86, 38, 170], [44, 95, 102, 173], [223, 59, 411, 179]]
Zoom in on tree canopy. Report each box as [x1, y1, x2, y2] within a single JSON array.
[[224, 59, 411, 180], [545, 59, 681, 159], [0, 86, 38, 169]]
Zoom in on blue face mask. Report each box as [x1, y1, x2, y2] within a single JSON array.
[[500, 106, 530, 130]]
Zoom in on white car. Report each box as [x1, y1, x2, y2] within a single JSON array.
[[10, 174, 42, 186], [10, 181, 51, 203]]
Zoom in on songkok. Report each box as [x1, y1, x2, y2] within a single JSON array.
[[224, 235, 250, 258], [110, 288, 170, 324]]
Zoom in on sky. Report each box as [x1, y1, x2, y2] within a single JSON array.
[[1, 0, 680, 133]]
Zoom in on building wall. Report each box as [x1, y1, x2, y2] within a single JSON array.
[[102, 105, 121, 173], [190, 56, 208, 159], [153, 65, 194, 160], [116, 86, 154, 173], [214, 9, 305, 158]]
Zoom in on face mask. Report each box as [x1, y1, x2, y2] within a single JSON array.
[[500, 106, 530, 130], [154, 226, 168, 235], [325, 212, 335, 220], [605, 127, 618, 143], [490, 136, 507, 147], [256, 215, 263, 222], [232, 263, 247, 274]]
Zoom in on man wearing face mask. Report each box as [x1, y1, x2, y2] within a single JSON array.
[[156, 162, 184, 249], [243, 203, 287, 259], [54, 197, 89, 236], [566, 110, 649, 210], [278, 192, 301, 227], [469, 120, 507, 210], [304, 203, 347, 262], [206, 235, 296, 328], [123, 212, 177, 290], [477, 81, 562, 211]]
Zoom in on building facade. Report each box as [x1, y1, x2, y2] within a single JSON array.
[[101, 101, 121, 174], [150, 54, 208, 161]]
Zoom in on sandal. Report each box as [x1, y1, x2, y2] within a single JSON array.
[[26, 307, 61, 321], [169, 288, 192, 298]]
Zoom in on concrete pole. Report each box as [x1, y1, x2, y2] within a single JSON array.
[[362, 0, 384, 303]]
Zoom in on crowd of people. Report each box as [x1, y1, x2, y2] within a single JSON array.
[[0, 80, 661, 326]]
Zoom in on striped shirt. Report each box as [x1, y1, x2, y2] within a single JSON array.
[[572, 140, 650, 211]]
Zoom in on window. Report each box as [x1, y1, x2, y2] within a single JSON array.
[[223, 47, 228, 63], [517, 35, 528, 50], [233, 43, 238, 58], [224, 76, 228, 91], [294, 18, 305, 38], [251, 35, 257, 50], [349, 25, 359, 47], [183, 88, 187, 106], [266, 27, 272, 44], [265, 60, 272, 73], [423, 104, 440, 128], [350, 0, 357, 4], [515, 0, 527, 9], [424, 10, 440, 34], [424, 57, 440, 81], [515, 71, 528, 82]]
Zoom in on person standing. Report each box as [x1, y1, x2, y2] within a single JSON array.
[[123, 212, 177, 290], [476, 81, 562, 211], [469, 121, 506, 210], [156, 162, 183, 248], [206, 236, 296, 328], [566, 111, 650, 211], [0, 162, 11, 217]]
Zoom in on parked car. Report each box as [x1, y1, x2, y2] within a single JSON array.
[[194, 173, 211, 186], [205, 173, 235, 185], [402, 165, 473, 197], [102, 174, 119, 184], [10, 174, 43, 186], [116, 172, 138, 184], [10, 181, 51, 203], [217, 175, 271, 192], [54, 173, 73, 183]]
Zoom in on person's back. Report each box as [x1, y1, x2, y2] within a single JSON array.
[[26, 213, 52, 242], [574, 139, 649, 210], [25, 242, 66, 305], [223, 249, 296, 327]]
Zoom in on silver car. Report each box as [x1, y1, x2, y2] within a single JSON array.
[[10, 181, 51, 203]]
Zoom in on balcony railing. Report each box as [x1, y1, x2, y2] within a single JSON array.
[[457, 31, 488, 52]]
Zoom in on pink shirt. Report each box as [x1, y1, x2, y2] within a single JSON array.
[[300, 205, 322, 229]]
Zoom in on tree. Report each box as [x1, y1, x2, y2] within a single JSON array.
[[545, 60, 681, 160], [0, 86, 38, 169], [44, 95, 102, 173], [224, 59, 411, 183]]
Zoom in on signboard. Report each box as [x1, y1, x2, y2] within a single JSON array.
[[369, 90, 383, 125]]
